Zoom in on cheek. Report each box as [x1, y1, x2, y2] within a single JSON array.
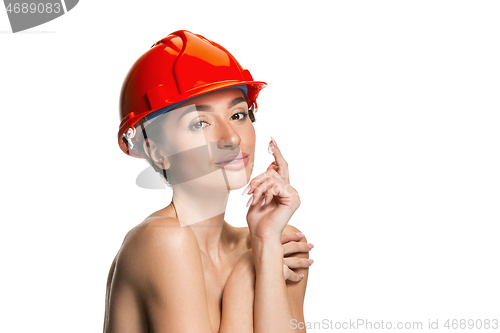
[[243, 123, 256, 147], [164, 134, 214, 172], [164, 131, 209, 157]]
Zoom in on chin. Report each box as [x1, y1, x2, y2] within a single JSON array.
[[223, 168, 250, 191]]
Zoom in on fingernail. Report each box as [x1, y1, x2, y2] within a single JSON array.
[[270, 136, 278, 147], [261, 199, 265, 206], [241, 184, 251, 196], [308, 259, 314, 264], [307, 243, 314, 249], [300, 273, 304, 278], [246, 195, 254, 207], [296, 232, 304, 238], [268, 142, 274, 155]]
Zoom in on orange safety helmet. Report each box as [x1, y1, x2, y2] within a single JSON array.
[[118, 30, 267, 158]]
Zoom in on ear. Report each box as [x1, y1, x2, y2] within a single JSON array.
[[142, 138, 171, 170]]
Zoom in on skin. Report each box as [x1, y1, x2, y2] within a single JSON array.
[[103, 89, 312, 333]]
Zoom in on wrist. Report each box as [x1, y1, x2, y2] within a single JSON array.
[[251, 236, 283, 252], [251, 237, 284, 273], [250, 233, 282, 247]]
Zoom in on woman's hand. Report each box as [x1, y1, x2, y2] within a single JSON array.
[[232, 231, 313, 282], [281, 232, 314, 282], [244, 138, 301, 241]]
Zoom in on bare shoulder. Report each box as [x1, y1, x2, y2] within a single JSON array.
[[116, 217, 201, 287], [283, 224, 308, 243]]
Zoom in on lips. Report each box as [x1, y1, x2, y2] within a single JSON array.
[[215, 152, 249, 165], [215, 152, 250, 170]]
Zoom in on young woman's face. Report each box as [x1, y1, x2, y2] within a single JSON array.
[[149, 88, 256, 191]]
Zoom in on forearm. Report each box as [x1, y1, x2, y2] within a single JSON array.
[[219, 253, 255, 333], [252, 236, 295, 333]]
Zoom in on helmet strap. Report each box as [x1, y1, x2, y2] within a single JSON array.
[[249, 103, 257, 122]]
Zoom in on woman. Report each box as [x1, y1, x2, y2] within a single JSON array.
[[104, 30, 313, 333]]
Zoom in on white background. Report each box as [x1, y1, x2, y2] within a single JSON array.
[[1, 1, 499, 332]]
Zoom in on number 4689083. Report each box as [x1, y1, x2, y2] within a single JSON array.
[[6, 3, 61, 14]]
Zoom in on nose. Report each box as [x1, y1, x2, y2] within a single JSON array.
[[216, 120, 241, 149]]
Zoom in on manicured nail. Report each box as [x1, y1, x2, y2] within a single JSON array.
[[307, 243, 314, 249], [246, 195, 254, 207], [268, 141, 274, 155], [296, 232, 304, 238], [270, 136, 277, 147], [300, 273, 304, 278], [241, 184, 251, 196], [261, 198, 265, 206], [308, 259, 314, 264]]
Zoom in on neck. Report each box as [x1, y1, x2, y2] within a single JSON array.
[[170, 170, 231, 258]]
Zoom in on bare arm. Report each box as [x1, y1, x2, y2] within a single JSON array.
[[220, 228, 311, 333], [245, 139, 309, 333], [283, 225, 310, 332], [223, 229, 309, 333], [219, 250, 255, 333], [103, 257, 117, 333], [252, 235, 296, 333]]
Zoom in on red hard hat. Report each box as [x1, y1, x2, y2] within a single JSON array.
[[118, 30, 267, 158]]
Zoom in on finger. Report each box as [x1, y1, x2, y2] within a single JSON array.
[[260, 182, 300, 208], [262, 190, 274, 206], [267, 161, 284, 178], [250, 178, 284, 206], [256, 182, 288, 206], [269, 139, 289, 183], [283, 265, 303, 282], [283, 257, 314, 269], [266, 161, 278, 172], [280, 232, 304, 244], [247, 168, 281, 195], [283, 241, 312, 256]]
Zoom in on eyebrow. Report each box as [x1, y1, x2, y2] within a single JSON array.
[[178, 97, 248, 121]]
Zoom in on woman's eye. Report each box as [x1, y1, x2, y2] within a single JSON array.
[[190, 120, 209, 131], [231, 111, 248, 121]]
